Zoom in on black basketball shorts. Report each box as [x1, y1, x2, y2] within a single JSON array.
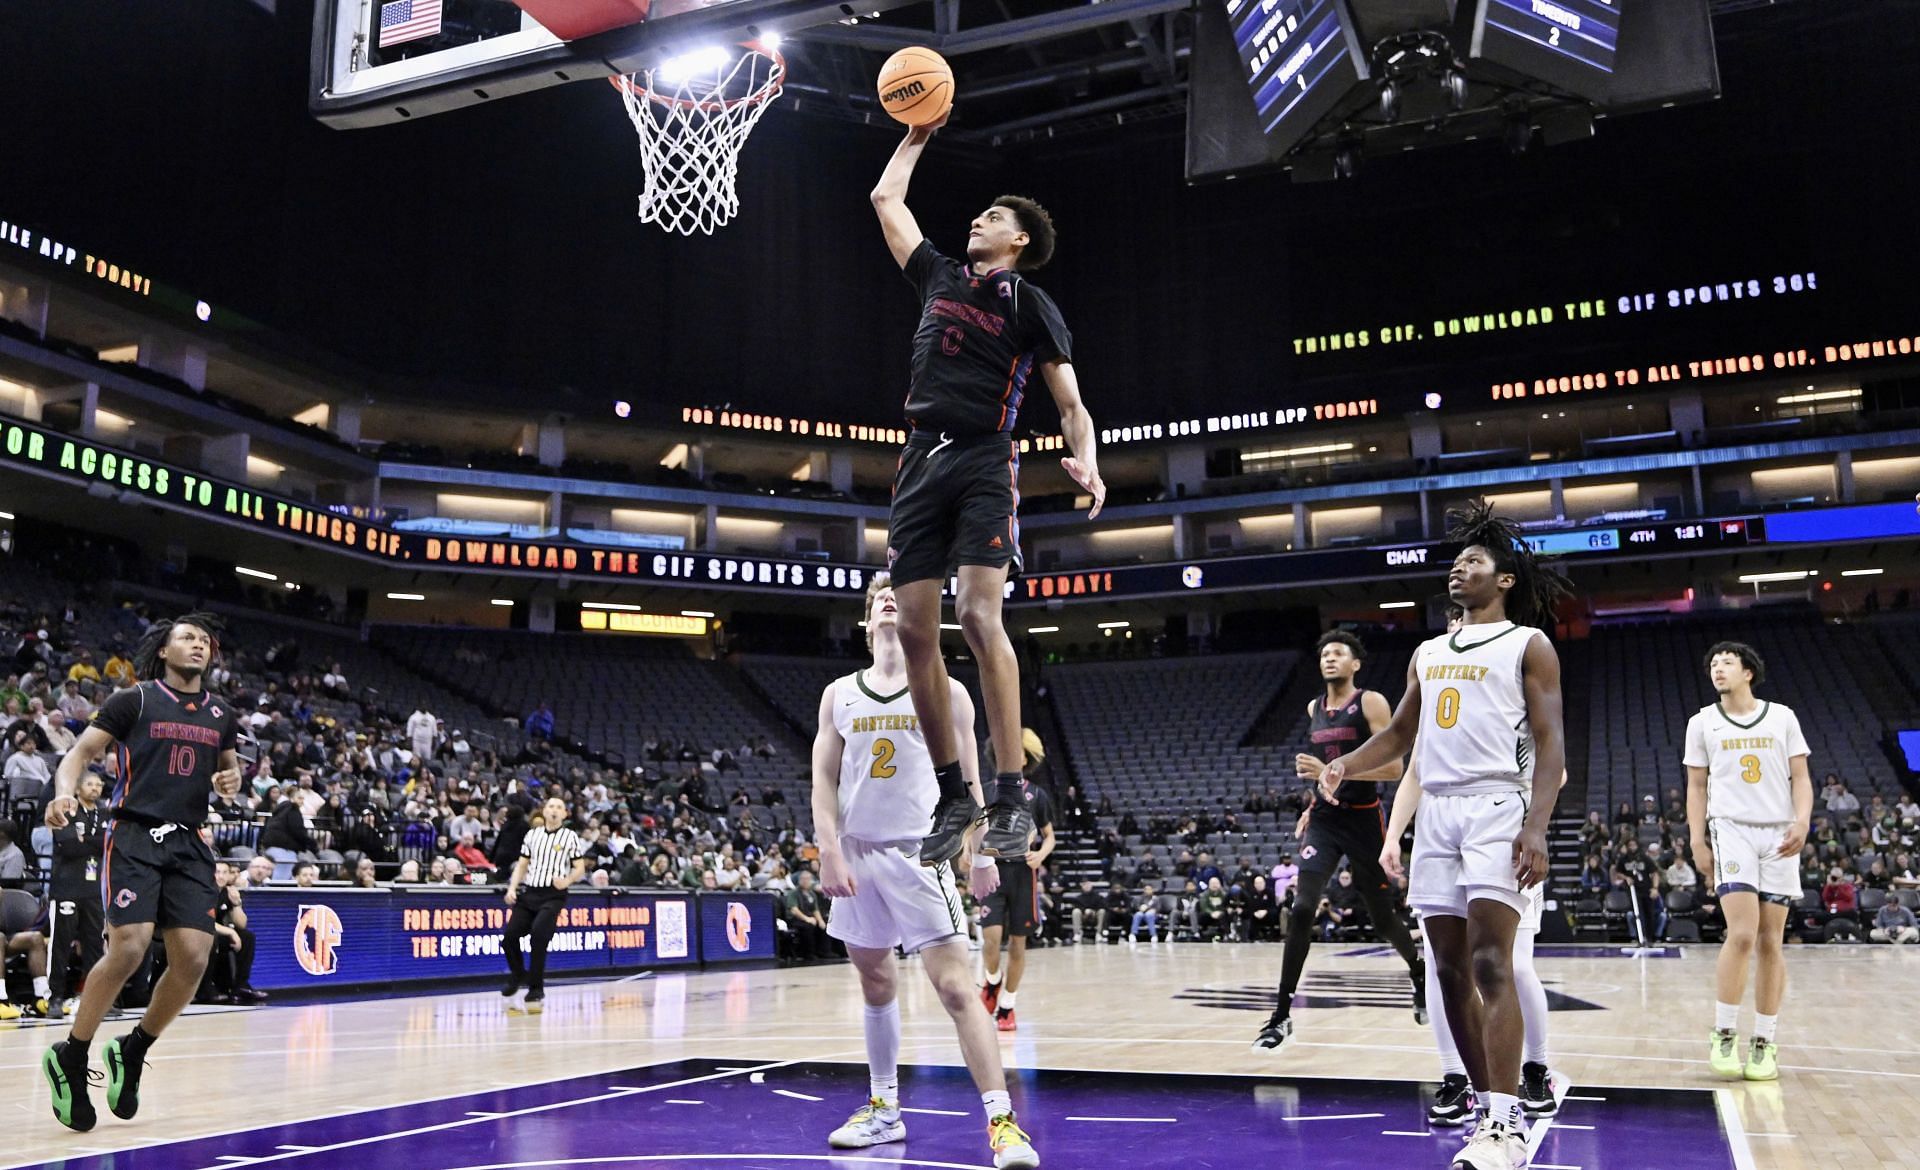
[[888, 431, 1022, 587], [1299, 802, 1391, 885], [980, 858, 1038, 936], [104, 821, 219, 934]]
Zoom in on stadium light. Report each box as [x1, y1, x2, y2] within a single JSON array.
[[1841, 568, 1884, 577], [1379, 601, 1417, 609], [660, 46, 730, 83], [1776, 388, 1861, 406], [0, 511, 13, 519], [940, 623, 963, 631], [490, 599, 515, 606], [681, 610, 716, 618], [235, 566, 277, 581], [1026, 626, 1060, 634], [386, 592, 426, 601], [1737, 571, 1811, 584], [762, 30, 783, 50], [582, 601, 644, 611], [1096, 621, 1130, 629]]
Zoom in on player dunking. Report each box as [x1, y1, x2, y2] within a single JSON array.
[[1253, 631, 1426, 1053], [870, 114, 1105, 868], [41, 613, 244, 1133], [813, 574, 1039, 1170], [1685, 641, 1811, 1082], [1320, 502, 1570, 1170], [1384, 604, 1565, 1128]]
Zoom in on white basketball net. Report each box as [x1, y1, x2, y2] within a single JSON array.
[[615, 44, 785, 236]]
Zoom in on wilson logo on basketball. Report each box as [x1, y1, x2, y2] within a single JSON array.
[[881, 79, 926, 103], [726, 902, 753, 953], [295, 903, 344, 976]]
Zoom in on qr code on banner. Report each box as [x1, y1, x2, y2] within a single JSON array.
[[658, 900, 689, 959]]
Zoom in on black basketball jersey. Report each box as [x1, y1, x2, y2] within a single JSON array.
[[91, 680, 239, 827], [1309, 689, 1379, 807], [901, 239, 1073, 437]]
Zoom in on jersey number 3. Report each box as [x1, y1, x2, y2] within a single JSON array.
[[870, 738, 897, 779], [1434, 687, 1462, 729], [1739, 753, 1762, 784]]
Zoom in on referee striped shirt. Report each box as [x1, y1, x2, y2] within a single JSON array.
[[519, 826, 586, 888]]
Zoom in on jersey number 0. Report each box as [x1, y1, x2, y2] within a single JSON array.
[[1434, 687, 1462, 729]]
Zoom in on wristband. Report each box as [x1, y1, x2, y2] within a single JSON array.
[[971, 854, 997, 869]]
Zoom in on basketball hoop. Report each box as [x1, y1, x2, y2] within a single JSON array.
[[611, 41, 785, 236]]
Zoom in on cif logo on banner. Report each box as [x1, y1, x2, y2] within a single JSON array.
[[726, 901, 753, 953], [295, 904, 344, 976]]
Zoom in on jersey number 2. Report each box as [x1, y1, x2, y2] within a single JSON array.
[[870, 738, 897, 779], [1739, 753, 1762, 784], [167, 744, 198, 777], [1434, 687, 1462, 729]]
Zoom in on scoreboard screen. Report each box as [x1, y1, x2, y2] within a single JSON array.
[[1225, 0, 1365, 154], [1470, 0, 1622, 102]]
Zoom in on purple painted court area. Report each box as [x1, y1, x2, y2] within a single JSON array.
[[29, 1059, 1741, 1170]]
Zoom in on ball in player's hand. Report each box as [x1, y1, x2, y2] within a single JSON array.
[[878, 46, 954, 127]]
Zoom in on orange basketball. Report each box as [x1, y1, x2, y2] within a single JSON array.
[[877, 46, 954, 127]]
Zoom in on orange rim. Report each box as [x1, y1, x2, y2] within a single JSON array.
[[608, 41, 785, 113]]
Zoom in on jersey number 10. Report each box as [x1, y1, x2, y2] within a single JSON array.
[[167, 744, 198, 777]]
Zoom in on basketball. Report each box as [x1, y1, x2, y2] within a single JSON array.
[[877, 46, 953, 127]]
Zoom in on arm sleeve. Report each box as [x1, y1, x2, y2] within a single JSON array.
[[1681, 713, 1708, 768], [902, 238, 944, 300], [1783, 710, 1810, 758], [91, 686, 143, 742], [1019, 286, 1073, 364]]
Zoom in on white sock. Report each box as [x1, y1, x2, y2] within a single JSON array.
[[33, 975, 50, 998], [999, 990, 1016, 1010], [1715, 1001, 1740, 1033], [984, 969, 1002, 989], [1514, 931, 1551, 1066], [1485, 1091, 1522, 1130], [981, 1089, 1012, 1121], [1753, 1013, 1777, 1044], [864, 1001, 901, 1102], [1424, 935, 1468, 1076]]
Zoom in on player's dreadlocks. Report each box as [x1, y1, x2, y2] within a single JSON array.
[[133, 612, 223, 682], [1444, 498, 1572, 629]]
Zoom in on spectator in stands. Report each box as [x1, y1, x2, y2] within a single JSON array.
[[1889, 852, 1920, 888], [0, 826, 26, 885], [1070, 880, 1106, 943], [759, 858, 793, 893], [1580, 854, 1611, 893], [1614, 800, 1637, 828], [1579, 810, 1608, 851], [1175, 879, 1202, 938], [1823, 774, 1860, 816], [712, 846, 747, 890], [447, 802, 486, 846], [1195, 849, 1224, 886], [1245, 874, 1278, 942], [1871, 815, 1900, 850], [242, 855, 275, 888], [341, 809, 392, 867], [489, 804, 530, 872], [1862, 859, 1893, 891], [524, 703, 556, 742], [1270, 852, 1299, 903], [0, 676, 26, 713], [1321, 868, 1363, 940], [1639, 794, 1662, 826], [4, 701, 50, 754], [293, 861, 320, 887], [260, 792, 318, 880], [349, 857, 380, 888], [102, 646, 134, 689], [783, 868, 831, 961], [1664, 787, 1686, 824], [1871, 899, 1919, 944], [1665, 850, 1699, 892], [1129, 884, 1160, 942], [397, 859, 422, 882], [56, 679, 93, 727], [454, 834, 494, 874], [1899, 796, 1920, 823], [322, 662, 349, 699], [5, 731, 50, 807]]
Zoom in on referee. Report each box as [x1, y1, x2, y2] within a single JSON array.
[[501, 796, 586, 1014]]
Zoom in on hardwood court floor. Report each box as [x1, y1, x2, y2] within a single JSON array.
[[2, 942, 1915, 1169]]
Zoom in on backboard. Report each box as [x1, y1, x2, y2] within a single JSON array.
[[310, 0, 919, 129]]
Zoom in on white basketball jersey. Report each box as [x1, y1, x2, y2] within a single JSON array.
[[1682, 700, 1808, 824], [1410, 620, 1539, 796], [832, 670, 944, 844]]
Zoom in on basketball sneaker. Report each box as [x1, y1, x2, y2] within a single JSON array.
[[1428, 1073, 1477, 1127], [42, 1040, 98, 1132], [0, 1001, 20, 1020], [980, 981, 1001, 1014], [828, 1098, 906, 1148], [1520, 1062, 1560, 1118], [526, 992, 545, 1015], [1249, 1010, 1293, 1053], [1743, 1038, 1779, 1081], [506, 989, 530, 1015], [1451, 1118, 1528, 1169], [921, 794, 984, 866], [988, 1112, 1039, 1170], [996, 1007, 1018, 1032], [981, 802, 1033, 859], [1411, 958, 1429, 1025], [1709, 1029, 1743, 1079], [103, 1033, 147, 1121]]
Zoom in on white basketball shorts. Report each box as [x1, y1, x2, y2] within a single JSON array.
[[1707, 818, 1802, 905], [826, 836, 967, 954], [1410, 790, 1531, 919]]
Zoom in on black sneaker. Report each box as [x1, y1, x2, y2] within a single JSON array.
[[1428, 1073, 1476, 1128], [920, 793, 984, 867], [42, 1040, 97, 1132], [1521, 1061, 1558, 1118], [103, 1034, 147, 1121], [501, 979, 521, 998], [1411, 958, 1429, 1025], [1249, 1011, 1293, 1053], [980, 801, 1033, 859], [525, 992, 545, 1016]]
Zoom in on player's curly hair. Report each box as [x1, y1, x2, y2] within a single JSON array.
[[1705, 640, 1767, 686], [133, 611, 223, 682], [1444, 498, 1572, 629], [1316, 629, 1366, 661], [993, 195, 1056, 270]]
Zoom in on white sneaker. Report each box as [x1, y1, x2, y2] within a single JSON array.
[[828, 1098, 906, 1148], [1451, 1120, 1528, 1169]]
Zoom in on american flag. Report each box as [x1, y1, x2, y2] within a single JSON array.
[[379, 0, 443, 47]]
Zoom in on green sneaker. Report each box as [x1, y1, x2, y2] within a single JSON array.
[[42, 1041, 98, 1132], [1709, 1029, 1744, 1079], [103, 1034, 146, 1120], [1743, 1038, 1779, 1081]]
